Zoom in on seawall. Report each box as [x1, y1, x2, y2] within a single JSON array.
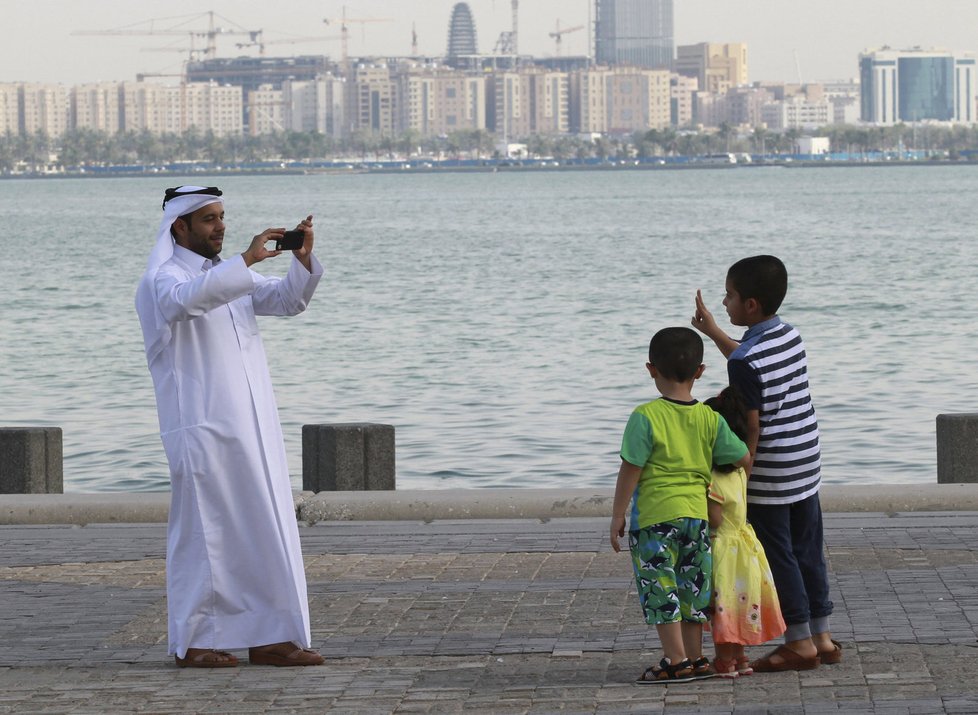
[[2, 484, 978, 525]]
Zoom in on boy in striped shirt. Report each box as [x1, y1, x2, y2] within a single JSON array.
[[692, 255, 841, 672]]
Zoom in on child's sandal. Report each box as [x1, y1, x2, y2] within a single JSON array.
[[736, 655, 754, 676], [713, 657, 739, 679], [690, 656, 717, 679], [636, 657, 696, 684]]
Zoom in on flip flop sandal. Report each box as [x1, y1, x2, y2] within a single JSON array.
[[636, 657, 696, 684], [818, 639, 843, 665], [751, 645, 820, 672], [174, 649, 239, 668]]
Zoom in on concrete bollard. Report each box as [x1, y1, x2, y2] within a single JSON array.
[[936, 413, 978, 484], [302, 423, 395, 492], [0, 428, 63, 494]]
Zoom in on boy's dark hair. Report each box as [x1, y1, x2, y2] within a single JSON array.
[[704, 386, 748, 473], [727, 255, 788, 316], [648, 327, 704, 382]]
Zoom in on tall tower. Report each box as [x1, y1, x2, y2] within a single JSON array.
[[447, 3, 478, 66], [595, 0, 673, 69]]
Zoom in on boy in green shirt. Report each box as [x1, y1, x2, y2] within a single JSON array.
[[611, 327, 750, 684]]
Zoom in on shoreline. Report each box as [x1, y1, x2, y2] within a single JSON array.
[[3, 158, 977, 180], [2, 483, 977, 525]]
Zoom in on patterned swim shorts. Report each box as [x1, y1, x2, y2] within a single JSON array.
[[628, 518, 712, 626]]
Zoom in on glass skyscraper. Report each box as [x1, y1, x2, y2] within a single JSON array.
[[595, 0, 674, 70], [860, 48, 975, 124]]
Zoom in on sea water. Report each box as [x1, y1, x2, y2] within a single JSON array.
[[2, 165, 976, 491]]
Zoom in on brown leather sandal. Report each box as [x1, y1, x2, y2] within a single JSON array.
[[249, 642, 325, 667], [751, 645, 820, 672], [174, 649, 239, 668], [818, 639, 843, 665]]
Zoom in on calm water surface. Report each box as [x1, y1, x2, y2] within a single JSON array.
[[2, 165, 976, 491]]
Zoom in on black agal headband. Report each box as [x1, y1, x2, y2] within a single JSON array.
[[162, 186, 223, 209]]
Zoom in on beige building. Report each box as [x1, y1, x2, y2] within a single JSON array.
[[351, 64, 397, 136], [184, 82, 242, 136], [118, 81, 242, 136], [0, 83, 19, 134], [761, 97, 832, 131], [283, 76, 346, 137], [492, 69, 568, 138], [676, 43, 748, 94], [670, 73, 698, 127], [72, 83, 121, 134], [571, 66, 671, 134], [247, 85, 286, 136], [399, 68, 487, 137], [20, 83, 70, 138]]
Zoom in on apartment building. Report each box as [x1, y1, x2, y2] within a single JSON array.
[[247, 85, 286, 136], [570, 66, 671, 134], [0, 83, 19, 134], [20, 83, 70, 138], [71, 83, 121, 134], [762, 96, 832, 130], [670, 73, 698, 127], [399, 67, 487, 136], [351, 64, 397, 136], [490, 69, 568, 138]]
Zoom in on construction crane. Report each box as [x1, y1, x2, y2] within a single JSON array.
[[493, 0, 520, 56], [74, 11, 262, 62], [322, 6, 393, 73], [549, 20, 584, 57], [235, 34, 341, 57]]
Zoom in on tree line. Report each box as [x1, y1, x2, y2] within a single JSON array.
[[5, 123, 978, 171]]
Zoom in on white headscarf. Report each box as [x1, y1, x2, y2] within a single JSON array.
[[135, 186, 225, 366]]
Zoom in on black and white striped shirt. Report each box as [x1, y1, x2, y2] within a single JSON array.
[[728, 317, 821, 505]]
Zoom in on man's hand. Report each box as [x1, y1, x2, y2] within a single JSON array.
[[241, 229, 285, 267], [291, 215, 314, 272]]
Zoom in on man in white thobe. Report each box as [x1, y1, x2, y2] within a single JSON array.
[[135, 185, 325, 668]]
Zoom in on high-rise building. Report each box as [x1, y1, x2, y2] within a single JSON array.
[[595, 0, 673, 70], [676, 43, 748, 93], [446, 3, 478, 67], [860, 47, 977, 124]]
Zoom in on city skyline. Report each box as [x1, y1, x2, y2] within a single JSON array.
[[5, 1, 978, 86]]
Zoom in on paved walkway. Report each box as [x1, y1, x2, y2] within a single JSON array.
[[1, 512, 978, 714]]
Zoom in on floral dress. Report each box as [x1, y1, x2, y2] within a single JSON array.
[[708, 467, 786, 645]]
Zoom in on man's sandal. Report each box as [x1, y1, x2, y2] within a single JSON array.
[[636, 657, 696, 684], [751, 645, 820, 672], [249, 643, 325, 667], [174, 649, 239, 668], [818, 639, 843, 665]]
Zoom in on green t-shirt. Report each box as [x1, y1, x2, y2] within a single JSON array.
[[620, 397, 748, 529]]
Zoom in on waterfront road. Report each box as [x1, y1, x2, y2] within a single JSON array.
[[2, 513, 978, 714]]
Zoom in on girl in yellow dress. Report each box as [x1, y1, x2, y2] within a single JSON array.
[[705, 387, 786, 678]]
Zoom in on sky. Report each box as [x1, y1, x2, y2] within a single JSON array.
[[5, 1, 978, 86]]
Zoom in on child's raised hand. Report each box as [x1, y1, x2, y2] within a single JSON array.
[[691, 289, 718, 336]]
